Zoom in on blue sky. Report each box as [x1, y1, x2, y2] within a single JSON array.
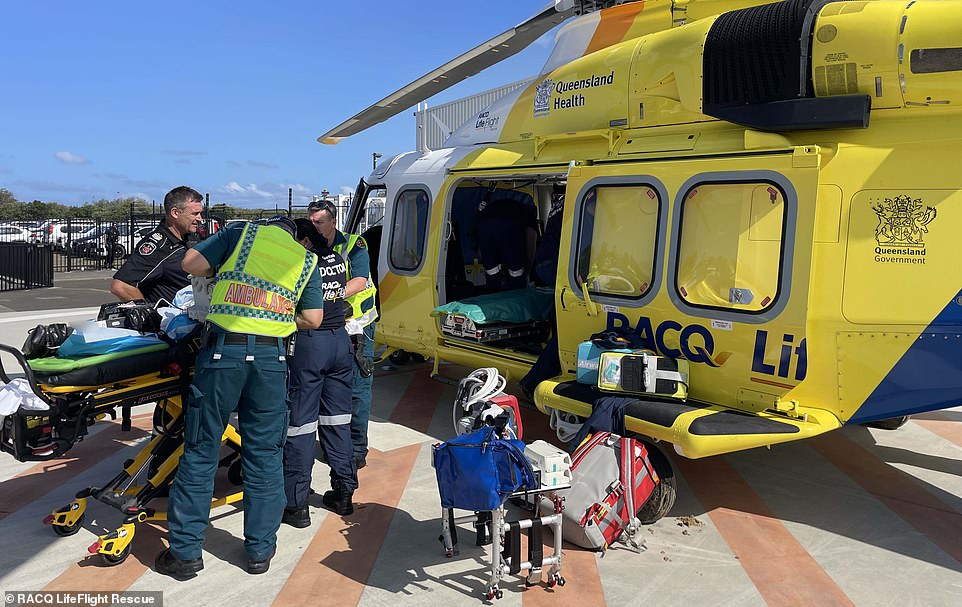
[[0, 1, 557, 208]]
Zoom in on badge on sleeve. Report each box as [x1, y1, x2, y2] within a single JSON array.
[[139, 242, 157, 256], [356, 237, 366, 249]]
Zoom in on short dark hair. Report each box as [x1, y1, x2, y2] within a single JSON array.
[[163, 186, 203, 215], [295, 218, 328, 251], [307, 199, 337, 221]]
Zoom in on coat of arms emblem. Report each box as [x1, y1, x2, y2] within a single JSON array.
[[871, 195, 937, 247]]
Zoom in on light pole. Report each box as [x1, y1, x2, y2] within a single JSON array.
[[372, 152, 382, 171]]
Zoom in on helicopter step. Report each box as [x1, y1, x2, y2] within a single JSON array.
[[534, 379, 841, 459]]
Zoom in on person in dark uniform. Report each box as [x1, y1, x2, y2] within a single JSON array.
[[154, 216, 322, 580], [111, 186, 203, 304], [103, 223, 120, 270], [309, 200, 378, 471], [474, 192, 539, 291], [520, 185, 569, 400], [282, 219, 356, 526]]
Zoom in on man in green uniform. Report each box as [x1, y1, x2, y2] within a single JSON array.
[[155, 216, 323, 579]]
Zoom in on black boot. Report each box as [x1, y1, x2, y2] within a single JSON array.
[[322, 480, 354, 516], [282, 505, 310, 528]]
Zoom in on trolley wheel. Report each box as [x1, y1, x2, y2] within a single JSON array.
[[227, 460, 243, 486], [411, 353, 427, 363], [101, 544, 131, 566], [389, 350, 411, 365], [52, 513, 85, 537]]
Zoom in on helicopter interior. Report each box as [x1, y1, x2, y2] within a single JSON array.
[[434, 177, 569, 355]]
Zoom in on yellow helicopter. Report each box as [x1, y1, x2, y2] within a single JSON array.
[[321, 0, 962, 518]]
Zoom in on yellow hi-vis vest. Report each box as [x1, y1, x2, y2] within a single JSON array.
[[334, 233, 378, 329], [207, 223, 317, 337]]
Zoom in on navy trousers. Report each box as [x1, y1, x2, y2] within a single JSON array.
[[350, 322, 375, 461], [285, 326, 355, 509], [167, 330, 288, 562]]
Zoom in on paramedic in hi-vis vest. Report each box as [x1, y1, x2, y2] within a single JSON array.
[[155, 216, 323, 580], [309, 199, 378, 469]]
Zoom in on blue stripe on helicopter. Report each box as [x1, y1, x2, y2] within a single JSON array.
[[847, 289, 962, 424]]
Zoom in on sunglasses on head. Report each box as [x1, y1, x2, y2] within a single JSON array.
[[308, 200, 336, 211]]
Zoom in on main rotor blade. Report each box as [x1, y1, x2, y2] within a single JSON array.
[[318, 3, 575, 144]]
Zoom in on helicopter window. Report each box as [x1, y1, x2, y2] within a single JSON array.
[[675, 182, 785, 313], [575, 184, 660, 300], [389, 188, 430, 272]]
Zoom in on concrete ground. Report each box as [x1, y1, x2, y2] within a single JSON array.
[[0, 270, 115, 313], [0, 307, 960, 606]]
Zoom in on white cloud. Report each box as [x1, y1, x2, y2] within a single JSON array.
[[55, 151, 89, 165], [340, 186, 354, 196], [216, 182, 316, 206]]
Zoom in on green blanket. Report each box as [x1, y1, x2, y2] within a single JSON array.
[[432, 288, 554, 324], [28, 343, 169, 374]]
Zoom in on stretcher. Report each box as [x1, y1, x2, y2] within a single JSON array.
[[0, 337, 244, 566], [433, 288, 553, 345]]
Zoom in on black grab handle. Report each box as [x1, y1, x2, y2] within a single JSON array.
[[0, 342, 50, 404]]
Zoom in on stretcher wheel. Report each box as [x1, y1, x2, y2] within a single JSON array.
[[547, 573, 565, 588], [101, 544, 131, 566], [52, 514, 84, 537], [228, 460, 243, 486]]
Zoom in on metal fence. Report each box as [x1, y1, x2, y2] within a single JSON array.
[[0, 201, 386, 291], [0, 243, 54, 291]]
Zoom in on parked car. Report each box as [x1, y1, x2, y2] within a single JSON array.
[[48, 222, 98, 250], [0, 223, 33, 243]]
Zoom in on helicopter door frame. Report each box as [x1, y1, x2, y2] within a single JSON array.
[[345, 178, 370, 234]]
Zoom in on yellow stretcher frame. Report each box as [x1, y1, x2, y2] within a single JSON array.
[[0, 343, 244, 567]]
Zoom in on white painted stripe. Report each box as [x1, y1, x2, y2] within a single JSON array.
[[0, 308, 99, 325]]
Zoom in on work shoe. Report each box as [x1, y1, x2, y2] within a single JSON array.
[[154, 548, 203, 580], [282, 506, 311, 528], [322, 481, 355, 516], [247, 545, 276, 575]]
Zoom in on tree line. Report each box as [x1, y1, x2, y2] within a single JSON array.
[[0, 188, 272, 222]]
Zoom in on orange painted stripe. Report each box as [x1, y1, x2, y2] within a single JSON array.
[[674, 455, 855, 607], [584, 2, 646, 55], [273, 443, 421, 607], [388, 368, 446, 434], [912, 412, 962, 449], [522, 541, 603, 607], [0, 414, 152, 520], [812, 432, 962, 563], [378, 272, 401, 306], [43, 523, 166, 592]]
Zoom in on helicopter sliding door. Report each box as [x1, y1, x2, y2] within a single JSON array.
[[552, 148, 820, 420]]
